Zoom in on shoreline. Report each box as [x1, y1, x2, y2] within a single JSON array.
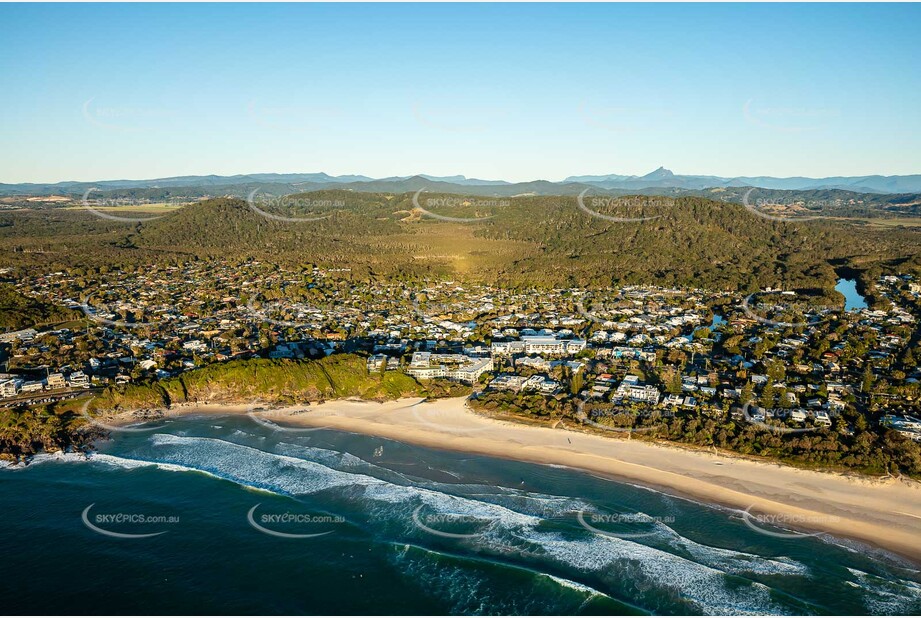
[[105, 396, 921, 564]]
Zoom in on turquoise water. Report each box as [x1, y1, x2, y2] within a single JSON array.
[[835, 278, 868, 311], [1, 415, 920, 615]]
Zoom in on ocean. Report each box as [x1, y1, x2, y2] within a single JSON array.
[[1, 413, 920, 616]]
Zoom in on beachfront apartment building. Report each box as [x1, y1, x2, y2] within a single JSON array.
[[491, 340, 527, 356], [446, 357, 494, 383], [406, 353, 493, 384], [882, 415, 921, 441], [521, 374, 561, 394], [522, 336, 567, 355], [491, 336, 586, 357], [406, 365, 445, 380], [67, 371, 90, 389], [614, 375, 661, 405], [46, 373, 67, 390], [0, 379, 21, 398], [20, 380, 45, 394], [409, 351, 432, 366], [367, 354, 392, 373], [489, 374, 528, 392]]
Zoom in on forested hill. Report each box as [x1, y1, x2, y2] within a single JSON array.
[[0, 284, 83, 332], [3, 190, 921, 294], [117, 191, 921, 294]]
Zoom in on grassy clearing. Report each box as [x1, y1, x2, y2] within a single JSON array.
[[64, 203, 188, 213]]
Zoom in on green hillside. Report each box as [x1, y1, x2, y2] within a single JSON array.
[[0, 284, 83, 332], [3, 190, 921, 294], [131, 192, 921, 293], [89, 354, 465, 413]]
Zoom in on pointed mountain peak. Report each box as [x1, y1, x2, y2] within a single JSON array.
[[642, 166, 675, 179]]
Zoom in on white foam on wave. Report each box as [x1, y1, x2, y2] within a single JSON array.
[[503, 528, 793, 615], [542, 572, 610, 598], [88, 452, 197, 473], [275, 441, 378, 472], [654, 519, 808, 577], [91, 451, 277, 494], [138, 433, 807, 614], [569, 503, 808, 580], [389, 543, 612, 615], [1, 451, 88, 470], [275, 439, 588, 518], [846, 567, 921, 614], [390, 543, 533, 614], [276, 440, 594, 524]]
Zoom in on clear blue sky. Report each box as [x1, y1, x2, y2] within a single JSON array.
[[2, 3, 919, 183]]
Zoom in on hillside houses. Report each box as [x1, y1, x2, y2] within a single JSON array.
[[3, 264, 920, 443]]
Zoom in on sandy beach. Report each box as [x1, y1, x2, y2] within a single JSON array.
[[121, 396, 921, 562]]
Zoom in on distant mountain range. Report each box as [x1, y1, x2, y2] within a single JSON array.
[[563, 167, 921, 194], [3, 167, 921, 197]]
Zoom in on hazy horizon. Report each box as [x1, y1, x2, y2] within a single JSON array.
[[5, 165, 921, 188], [2, 3, 920, 184]]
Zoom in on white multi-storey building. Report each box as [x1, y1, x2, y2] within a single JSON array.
[[20, 381, 45, 393], [0, 379, 22, 398], [68, 371, 90, 389], [445, 358, 493, 383], [491, 341, 526, 357], [614, 375, 660, 404], [46, 373, 67, 390], [492, 337, 586, 357], [406, 355, 493, 384]]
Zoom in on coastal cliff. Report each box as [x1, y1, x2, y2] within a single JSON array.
[[89, 354, 470, 414], [0, 354, 470, 461]]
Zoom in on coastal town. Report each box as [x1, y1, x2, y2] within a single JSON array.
[[2, 260, 921, 443]]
